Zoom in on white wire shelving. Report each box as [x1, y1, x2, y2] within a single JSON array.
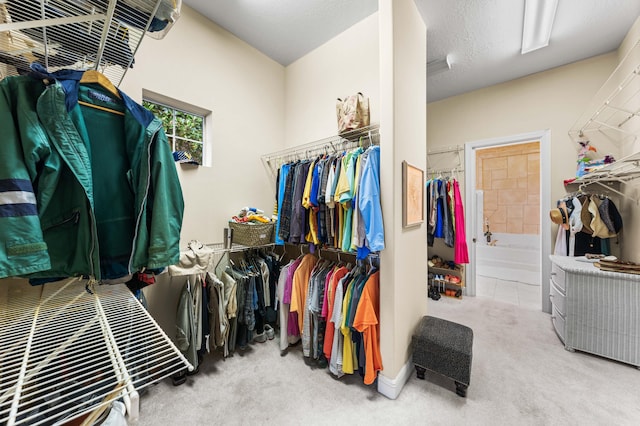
[[0, 278, 192, 425], [0, 0, 181, 85]]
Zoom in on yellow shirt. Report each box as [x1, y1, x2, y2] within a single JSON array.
[[302, 160, 316, 209], [334, 154, 351, 205]]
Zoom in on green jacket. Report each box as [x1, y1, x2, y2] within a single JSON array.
[[0, 69, 184, 281]]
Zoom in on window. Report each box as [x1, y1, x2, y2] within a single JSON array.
[[143, 99, 206, 165]]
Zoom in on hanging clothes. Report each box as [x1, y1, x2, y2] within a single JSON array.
[[176, 278, 201, 370], [552, 193, 621, 257], [426, 176, 467, 263], [453, 180, 469, 264], [273, 145, 384, 257]]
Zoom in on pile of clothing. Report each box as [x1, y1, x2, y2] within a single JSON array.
[[230, 206, 272, 224]]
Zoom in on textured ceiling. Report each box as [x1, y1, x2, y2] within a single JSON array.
[[183, 0, 640, 102], [419, 0, 640, 101]]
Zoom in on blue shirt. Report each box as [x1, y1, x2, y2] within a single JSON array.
[[357, 146, 384, 252]]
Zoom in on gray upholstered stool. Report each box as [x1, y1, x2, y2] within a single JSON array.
[[411, 315, 473, 397]]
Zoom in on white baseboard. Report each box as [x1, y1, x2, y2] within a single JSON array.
[[377, 357, 413, 400]]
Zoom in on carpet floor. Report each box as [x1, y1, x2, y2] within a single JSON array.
[[136, 295, 640, 425]]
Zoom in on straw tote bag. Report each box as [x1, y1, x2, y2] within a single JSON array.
[[336, 92, 370, 134]]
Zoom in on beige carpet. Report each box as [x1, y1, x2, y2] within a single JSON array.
[[136, 295, 640, 425]]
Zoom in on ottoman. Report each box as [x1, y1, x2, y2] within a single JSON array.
[[411, 315, 473, 397]]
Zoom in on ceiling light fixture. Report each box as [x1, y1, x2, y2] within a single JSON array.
[[427, 55, 451, 75], [521, 0, 558, 54]]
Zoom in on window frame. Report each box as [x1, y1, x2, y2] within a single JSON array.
[[141, 90, 211, 167]]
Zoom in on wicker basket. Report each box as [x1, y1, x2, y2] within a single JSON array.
[[228, 222, 274, 247]]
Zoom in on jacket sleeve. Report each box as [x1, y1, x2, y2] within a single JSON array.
[[146, 122, 184, 269], [0, 78, 52, 278]]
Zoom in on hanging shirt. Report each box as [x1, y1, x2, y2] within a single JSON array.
[[353, 270, 382, 385], [324, 267, 349, 361], [329, 273, 348, 378], [302, 159, 316, 209], [453, 180, 469, 264], [341, 276, 357, 374], [275, 164, 291, 245], [289, 161, 310, 244], [289, 254, 318, 337], [350, 153, 365, 251], [357, 146, 384, 253], [278, 163, 296, 242]]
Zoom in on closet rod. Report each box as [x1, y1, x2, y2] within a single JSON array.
[[579, 180, 638, 204], [427, 167, 465, 176], [203, 242, 275, 254], [261, 124, 380, 163], [427, 145, 464, 155], [261, 125, 379, 180]]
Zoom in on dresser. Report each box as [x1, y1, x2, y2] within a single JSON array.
[[549, 255, 640, 368]]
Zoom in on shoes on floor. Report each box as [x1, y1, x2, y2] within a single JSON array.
[[171, 370, 187, 386], [264, 324, 275, 340], [428, 286, 441, 301], [254, 331, 267, 343]]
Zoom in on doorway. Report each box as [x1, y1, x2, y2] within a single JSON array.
[[464, 130, 552, 313]]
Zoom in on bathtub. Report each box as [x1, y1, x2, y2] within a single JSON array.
[[476, 233, 541, 285]]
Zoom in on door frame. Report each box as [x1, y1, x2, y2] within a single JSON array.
[[464, 129, 552, 313]]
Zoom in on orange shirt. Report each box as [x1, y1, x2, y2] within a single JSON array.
[[353, 271, 382, 385], [289, 254, 318, 334]]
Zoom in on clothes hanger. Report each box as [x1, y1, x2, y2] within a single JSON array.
[[78, 70, 124, 116], [80, 70, 121, 99]]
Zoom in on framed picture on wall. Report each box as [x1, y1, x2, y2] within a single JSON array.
[[402, 160, 424, 228]]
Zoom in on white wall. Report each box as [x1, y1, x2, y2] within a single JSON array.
[[377, 0, 427, 395], [284, 13, 379, 146], [120, 6, 285, 246]]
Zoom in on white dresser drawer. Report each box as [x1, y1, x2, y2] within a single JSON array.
[[550, 262, 566, 291], [549, 279, 566, 316], [551, 305, 566, 344]]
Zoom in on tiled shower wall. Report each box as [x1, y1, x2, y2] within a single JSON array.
[[476, 141, 540, 235]]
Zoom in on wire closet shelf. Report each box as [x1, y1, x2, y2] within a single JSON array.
[[0, 0, 181, 86], [426, 144, 464, 177], [0, 278, 193, 426], [261, 124, 380, 180]]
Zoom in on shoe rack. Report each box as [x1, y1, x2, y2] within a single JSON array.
[[428, 255, 465, 299]]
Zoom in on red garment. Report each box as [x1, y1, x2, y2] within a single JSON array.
[[323, 266, 349, 361], [453, 180, 469, 264]]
